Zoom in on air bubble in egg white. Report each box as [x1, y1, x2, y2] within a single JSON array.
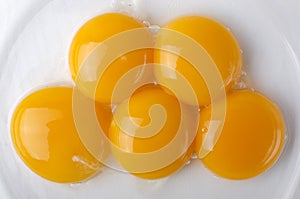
[[69, 182, 82, 189], [241, 71, 247, 76], [185, 160, 191, 165], [110, 0, 147, 22], [234, 81, 247, 90], [111, 0, 135, 11], [191, 153, 198, 160], [233, 69, 255, 90], [148, 24, 161, 34], [143, 20, 151, 27]]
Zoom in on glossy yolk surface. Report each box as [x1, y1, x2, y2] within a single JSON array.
[[109, 84, 196, 179], [11, 87, 112, 183], [69, 13, 153, 104], [95, 102, 113, 137], [195, 90, 285, 179], [154, 16, 242, 107]]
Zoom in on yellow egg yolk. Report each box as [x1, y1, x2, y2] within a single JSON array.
[[69, 13, 154, 104], [109, 84, 197, 179], [154, 16, 242, 107], [195, 90, 285, 179], [11, 87, 112, 183]]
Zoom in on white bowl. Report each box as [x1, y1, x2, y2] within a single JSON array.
[[0, 0, 300, 198]]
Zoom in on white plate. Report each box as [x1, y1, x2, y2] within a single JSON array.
[[1, 0, 300, 198]]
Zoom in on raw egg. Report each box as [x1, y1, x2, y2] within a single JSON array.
[[154, 16, 242, 106], [11, 87, 111, 183], [109, 84, 198, 179], [195, 90, 285, 179], [69, 12, 154, 104]]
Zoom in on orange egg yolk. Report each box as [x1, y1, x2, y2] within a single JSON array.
[[109, 84, 197, 179], [11, 87, 112, 183], [195, 90, 285, 179], [154, 16, 242, 107], [69, 13, 154, 104]]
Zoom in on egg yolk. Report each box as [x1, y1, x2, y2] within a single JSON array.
[[195, 90, 285, 179], [11, 87, 111, 183], [69, 13, 153, 104], [109, 84, 197, 179], [154, 16, 242, 107]]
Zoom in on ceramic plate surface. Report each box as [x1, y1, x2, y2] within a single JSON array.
[[0, 0, 300, 198]]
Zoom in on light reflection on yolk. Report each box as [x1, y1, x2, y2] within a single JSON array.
[[195, 90, 285, 179], [154, 16, 242, 107], [69, 13, 153, 104], [109, 84, 197, 179], [11, 87, 111, 183]]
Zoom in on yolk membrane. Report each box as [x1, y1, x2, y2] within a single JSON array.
[[154, 16, 242, 107], [11, 87, 112, 183], [195, 90, 285, 179], [69, 13, 154, 104], [109, 84, 197, 179]]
